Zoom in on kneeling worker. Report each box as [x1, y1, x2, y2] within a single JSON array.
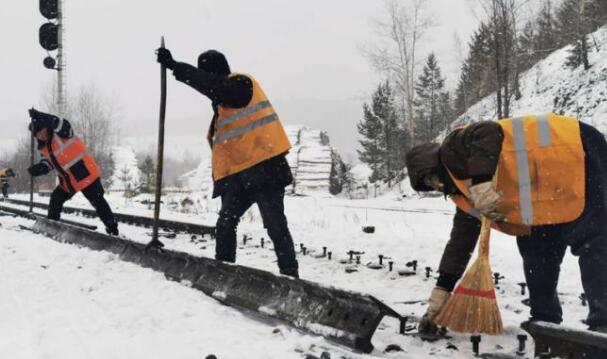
[[27, 108, 119, 236], [406, 113, 607, 333]]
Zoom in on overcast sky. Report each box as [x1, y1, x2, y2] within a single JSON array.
[[1, 0, 487, 160]]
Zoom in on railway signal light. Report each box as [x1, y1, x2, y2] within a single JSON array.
[[40, 0, 58, 20], [39, 22, 58, 51]]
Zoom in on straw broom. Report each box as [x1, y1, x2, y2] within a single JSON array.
[[433, 214, 503, 334]]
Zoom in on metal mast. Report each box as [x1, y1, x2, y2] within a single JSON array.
[[56, 0, 66, 116]]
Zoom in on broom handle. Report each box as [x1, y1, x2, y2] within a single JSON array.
[[478, 170, 498, 258], [478, 216, 492, 258]]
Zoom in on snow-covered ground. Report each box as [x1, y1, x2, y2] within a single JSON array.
[[0, 192, 589, 358]]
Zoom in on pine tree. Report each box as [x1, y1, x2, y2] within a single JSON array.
[[534, 0, 559, 58], [558, 0, 592, 70], [138, 155, 155, 193], [357, 81, 408, 185], [414, 54, 451, 142]]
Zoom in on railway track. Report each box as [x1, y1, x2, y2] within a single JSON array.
[[1, 198, 215, 237]]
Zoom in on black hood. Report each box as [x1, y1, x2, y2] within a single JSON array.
[[405, 143, 442, 192], [197, 50, 231, 76]]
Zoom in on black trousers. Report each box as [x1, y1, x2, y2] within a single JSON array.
[[49, 179, 117, 229], [517, 122, 607, 327], [215, 186, 298, 271]]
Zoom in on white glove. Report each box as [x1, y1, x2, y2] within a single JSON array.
[[469, 182, 504, 221], [418, 287, 450, 334]]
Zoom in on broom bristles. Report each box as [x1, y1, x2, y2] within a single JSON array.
[[434, 214, 504, 335], [434, 256, 503, 334]]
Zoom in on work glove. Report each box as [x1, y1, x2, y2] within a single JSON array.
[[27, 163, 51, 177], [418, 287, 450, 335], [469, 181, 504, 221], [156, 48, 176, 70]]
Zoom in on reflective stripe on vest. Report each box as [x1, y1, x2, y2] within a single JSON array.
[[211, 73, 291, 181], [512, 117, 534, 225], [52, 135, 77, 156], [218, 100, 272, 127], [214, 113, 279, 144]]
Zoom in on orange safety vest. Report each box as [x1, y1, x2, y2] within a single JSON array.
[[40, 134, 101, 193], [448, 113, 585, 236], [210, 73, 291, 181]]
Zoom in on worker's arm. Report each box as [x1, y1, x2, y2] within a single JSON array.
[[172, 62, 252, 108], [436, 208, 482, 291]]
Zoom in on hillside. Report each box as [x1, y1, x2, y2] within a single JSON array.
[[455, 26, 607, 133]]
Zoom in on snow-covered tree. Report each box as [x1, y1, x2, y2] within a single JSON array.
[[138, 155, 155, 193], [357, 81, 408, 185], [414, 53, 451, 142]]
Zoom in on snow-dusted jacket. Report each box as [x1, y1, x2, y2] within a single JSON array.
[[448, 114, 585, 235], [30, 114, 100, 193], [406, 118, 588, 292], [171, 62, 292, 197]]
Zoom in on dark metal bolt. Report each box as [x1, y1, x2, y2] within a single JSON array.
[[300, 243, 305, 252], [494, 272, 500, 285], [399, 317, 407, 335], [517, 334, 527, 353], [389, 261, 394, 272], [328, 251, 332, 260], [349, 250, 354, 262], [518, 282, 527, 296], [470, 335, 481, 355], [379, 254, 384, 265], [425, 267, 433, 279], [261, 237, 265, 248], [406, 260, 418, 271], [323, 246, 327, 256], [581, 292, 587, 306], [356, 255, 361, 265], [302, 247, 307, 256], [242, 235, 247, 244]]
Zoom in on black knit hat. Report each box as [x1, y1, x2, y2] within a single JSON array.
[[405, 143, 442, 192], [197, 50, 231, 76]]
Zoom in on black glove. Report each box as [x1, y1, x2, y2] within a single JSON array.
[[5, 168, 15, 177], [28, 163, 51, 177], [156, 48, 176, 70]]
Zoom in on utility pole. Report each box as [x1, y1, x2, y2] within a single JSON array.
[[56, 0, 66, 117]]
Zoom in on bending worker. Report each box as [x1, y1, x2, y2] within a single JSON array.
[[405, 113, 607, 334], [156, 48, 299, 278], [27, 108, 119, 236], [0, 168, 15, 199]]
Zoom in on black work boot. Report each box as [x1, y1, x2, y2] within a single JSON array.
[[280, 267, 299, 278], [105, 222, 119, 236]]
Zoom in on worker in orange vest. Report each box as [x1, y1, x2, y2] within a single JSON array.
[[156, 48, 298, 277], [0, 168, 15, 199], [406, 114, 607, 334], [27, 108, 119, 236]]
